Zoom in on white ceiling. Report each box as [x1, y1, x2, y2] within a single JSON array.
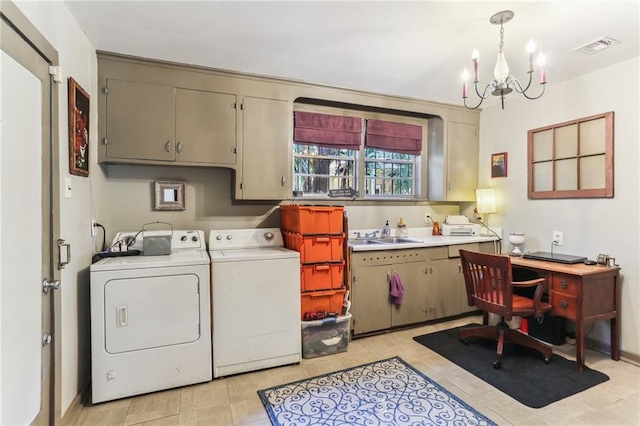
[[64, 1, 639, 108]]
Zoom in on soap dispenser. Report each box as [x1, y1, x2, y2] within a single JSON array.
[[382, 220, 391, 238]]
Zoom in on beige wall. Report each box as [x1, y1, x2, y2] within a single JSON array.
[[479, 57, 640, 359]]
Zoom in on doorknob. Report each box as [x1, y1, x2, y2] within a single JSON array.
[[42, 279, 61, 294], [42, 333, 52, 347]]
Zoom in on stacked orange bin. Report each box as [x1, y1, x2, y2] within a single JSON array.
[[280, 205, 346, 320]]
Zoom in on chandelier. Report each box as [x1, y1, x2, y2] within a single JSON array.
[[462, 10, 546, 110]]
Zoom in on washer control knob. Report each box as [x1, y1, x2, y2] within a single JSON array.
[[180, 235, 187, 242], [226, 235, 232, 240], [191, 236, 198, 242], [264, 232, 274, 241], [216, 235, 222, 241]]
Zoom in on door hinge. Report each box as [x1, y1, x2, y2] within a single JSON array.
[[48, 66, 62, 83], [240, 182, 245, 189], [103, 87, 109, 95], [232, 148, 237, 154], [103, 138, 108, 145]]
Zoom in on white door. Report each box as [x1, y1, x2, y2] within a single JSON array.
[[1, 7, 58, 425]]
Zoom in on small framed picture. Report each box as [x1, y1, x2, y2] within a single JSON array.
[[491, 152, 508, 178], [154, 181, 186, 211], [68, 77, 90, 177]]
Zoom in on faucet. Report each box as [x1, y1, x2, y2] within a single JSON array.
[[354, 231, 363, 240], [364, 230, 381, 239]]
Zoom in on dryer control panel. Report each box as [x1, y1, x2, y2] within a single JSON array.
[[113, 230, 206, 252]]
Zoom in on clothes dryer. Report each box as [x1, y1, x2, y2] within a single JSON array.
[[90, 230, 211, 403]]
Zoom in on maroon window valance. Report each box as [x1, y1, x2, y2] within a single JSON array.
[[365, 119, 423, 155], [294, 111, 362, 150]]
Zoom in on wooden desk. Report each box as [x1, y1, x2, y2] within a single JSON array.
[[510, 256, 620, 371]]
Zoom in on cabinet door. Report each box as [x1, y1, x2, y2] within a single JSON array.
[[240, 96, 291, 200], [105, 79, 175, 161], [175, 89, 237, 165], [351, 265, 391, 335], [447, 122, 478, 201], [390, 261, 429, 327], [431, 258, 465, 317]]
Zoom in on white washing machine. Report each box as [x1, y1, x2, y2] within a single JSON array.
[[209, 228, 301, 378], [90, 230, 211, 403]]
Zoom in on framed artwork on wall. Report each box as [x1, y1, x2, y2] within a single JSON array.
[[491, 152, 508, 178], [68, 77, 90, 177]]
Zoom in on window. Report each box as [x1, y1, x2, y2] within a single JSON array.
[[292, 109, 423, 199], [528, 112, 614, 199], [293, 145, 357, 196], [364, 149, 416, 196]]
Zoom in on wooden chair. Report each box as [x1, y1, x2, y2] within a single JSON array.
[[459, 250, 553, 369]]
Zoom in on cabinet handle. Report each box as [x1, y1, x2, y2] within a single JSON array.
[[165, 141, 172, 152], [560, 280, 568, 289], [281, 176, 286, 187], [559, 300, 568, 309], [458, 264, 462, 273], [176, 141, 183, 154], [386, 272, 390, 281]]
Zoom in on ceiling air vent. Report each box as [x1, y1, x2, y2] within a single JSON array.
[[573, 37, 621, 55]]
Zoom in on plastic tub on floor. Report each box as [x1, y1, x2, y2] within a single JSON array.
[[301, 313, 351, 359]]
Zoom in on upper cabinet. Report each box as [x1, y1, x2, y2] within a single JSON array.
[[237, 96, 292, 200], [103, 79, 237, 165], [97, 53, 481, 201], [446, 121, 478, 201]]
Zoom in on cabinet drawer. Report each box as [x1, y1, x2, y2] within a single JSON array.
[[550, 292, 577, 319], [447, 243, 479, 258], [552, 274, 580, 295]]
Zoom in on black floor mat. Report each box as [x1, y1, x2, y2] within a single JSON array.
[[413, 324, 609, 408]]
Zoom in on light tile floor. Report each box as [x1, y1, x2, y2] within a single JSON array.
[[67, 316, 640, 425]]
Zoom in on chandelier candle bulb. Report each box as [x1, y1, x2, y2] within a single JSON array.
[[472, 49, 480, 81], [462, 70, 469, 98], [537, 52, 547, 83], [527, 39, 536, 72]]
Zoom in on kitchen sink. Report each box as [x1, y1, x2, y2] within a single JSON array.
[[370, 237, 424, 244], [349, 237, 424, 245]]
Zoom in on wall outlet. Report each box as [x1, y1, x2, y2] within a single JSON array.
[[424, 213, 430, 224], [91, 219, 97, 237], [552, 231, 563, 246]]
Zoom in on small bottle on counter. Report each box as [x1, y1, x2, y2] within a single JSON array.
[[396, 217, 408, 237], [382, 220, 391, 238]]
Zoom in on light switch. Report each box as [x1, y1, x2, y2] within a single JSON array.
[[65, 177, 72, 198]]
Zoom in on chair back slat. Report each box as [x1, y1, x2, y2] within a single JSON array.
[[460, 249, 514, 319]]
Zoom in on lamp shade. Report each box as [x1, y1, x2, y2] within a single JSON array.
[[476, 188, 496, 214]]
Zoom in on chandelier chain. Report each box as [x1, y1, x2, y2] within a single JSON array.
[[499, 23, 505, 51]]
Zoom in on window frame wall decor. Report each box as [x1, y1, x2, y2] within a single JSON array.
[[527, 111, 614, 199]]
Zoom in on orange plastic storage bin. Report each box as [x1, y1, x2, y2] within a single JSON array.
[[300, 288, 346, 319], [280, 205, 344, 235], [284, 232, 344, 264], [300, 261, 345, 292]]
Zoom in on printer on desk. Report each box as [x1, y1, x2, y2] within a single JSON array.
[[441, 215, 481, 236]]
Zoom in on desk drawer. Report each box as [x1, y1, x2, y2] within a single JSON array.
[[552, 274, 580, 294], [550, 292, 577, 319]]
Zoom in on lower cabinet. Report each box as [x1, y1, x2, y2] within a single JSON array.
[[350, 241, 497, 337], [350, 247, 442, 336]]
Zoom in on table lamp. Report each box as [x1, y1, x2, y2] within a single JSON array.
[[476, 188, 496, 235]]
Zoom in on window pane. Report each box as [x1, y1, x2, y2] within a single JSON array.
[[555, 124, 578, 159], [555, 158, 578, 191], [533, 161, 553, 191], [533, 129, 553, 162], [580, 118, 606, 156], [580, 155, 606, 189]]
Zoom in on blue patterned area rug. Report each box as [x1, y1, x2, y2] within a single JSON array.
[[257, 356, 496, 426]]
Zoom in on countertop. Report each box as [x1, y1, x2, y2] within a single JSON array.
[[348, 227, 499, 252]]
